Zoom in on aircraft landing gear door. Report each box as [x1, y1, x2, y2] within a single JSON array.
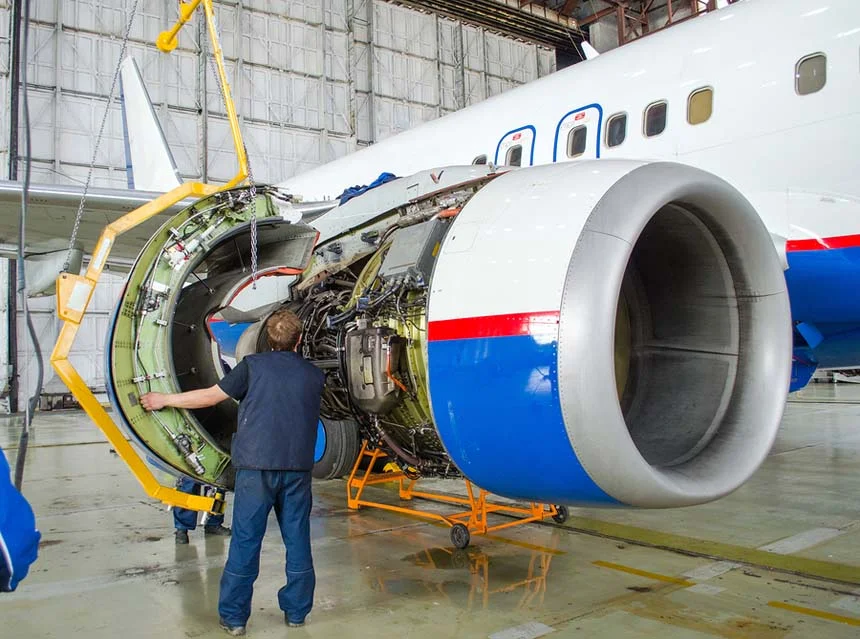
[[495, 125, 536, 167], [553, 105, 603, 162]]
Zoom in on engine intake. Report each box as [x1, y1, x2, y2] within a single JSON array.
[[427, 161, 791, 507]]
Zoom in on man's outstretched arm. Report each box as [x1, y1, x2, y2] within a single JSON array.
[[140, 385, 230, 411]]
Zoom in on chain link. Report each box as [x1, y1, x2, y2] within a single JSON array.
[[245, 144, 258, 289], [65, 0, 140, 272]]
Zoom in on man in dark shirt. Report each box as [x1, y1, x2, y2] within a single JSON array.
[[141, 309, 325, 636]]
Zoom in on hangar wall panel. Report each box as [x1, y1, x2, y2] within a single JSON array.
[[0, 2, 9, 177], [7, 0, 554, 185], [11, 273, 126, 406], [0, 261, 126, 410], [1, 0, 555, 404]]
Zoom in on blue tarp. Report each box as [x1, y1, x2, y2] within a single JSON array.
[[0, 446, 40, 592], [338, 172, 399, 205]]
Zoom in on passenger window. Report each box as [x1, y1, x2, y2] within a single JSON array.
[[472, 154, 487, 165], [506, 145, 522, 166], [644, 101, 667, 137], [605, 113, 627, 147], [687, 88, 713, 125], [567, 125, 587, 158], [796, 53, 826, 95]]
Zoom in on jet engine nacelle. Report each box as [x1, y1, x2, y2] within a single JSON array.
[[426, 161, 791, 507], [107, 161, 791, 508]]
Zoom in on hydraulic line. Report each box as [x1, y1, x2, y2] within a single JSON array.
[[13, 0, 41, 490]]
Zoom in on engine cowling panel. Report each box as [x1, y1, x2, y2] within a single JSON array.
[[427, 161, 791, 507], [107, 187, 317, 486]]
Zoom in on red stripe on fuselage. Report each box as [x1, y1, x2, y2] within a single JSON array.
[[428, 311, 560, 342], [786, 234, 860, 252], [427, 234, 860, 341]]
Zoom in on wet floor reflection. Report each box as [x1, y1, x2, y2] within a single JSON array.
[[171, 536, 229, 631], [332, 493, 565, 611], [340, 514, 560, 612], [397, 544, 555, 610]]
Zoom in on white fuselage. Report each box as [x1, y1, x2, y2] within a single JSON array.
[[281, 0, 860, 247]]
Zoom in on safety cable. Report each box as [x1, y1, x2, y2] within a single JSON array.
[[13, 0, 40, 490], [64, 0, 141, 272]]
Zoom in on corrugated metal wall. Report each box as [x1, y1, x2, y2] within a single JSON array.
[[1, 0, 555, 186], [0, 0, 555, 407]]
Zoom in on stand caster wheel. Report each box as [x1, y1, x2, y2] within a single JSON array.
[[552, 505, 569, 524], [450, 523, 470, 549], [451, 548, 470, 569]]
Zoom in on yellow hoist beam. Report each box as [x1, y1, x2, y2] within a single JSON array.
[[156, 0, 249, 187], [50, 0, 250, 514]]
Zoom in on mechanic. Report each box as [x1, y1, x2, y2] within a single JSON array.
[[172, 476, 232, 544], [140, 309, 324, 636]]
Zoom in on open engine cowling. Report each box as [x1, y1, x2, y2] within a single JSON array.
[[426, 161, 791, 507]]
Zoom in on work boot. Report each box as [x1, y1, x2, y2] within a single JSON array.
[[175, 530, 189, 545], [284, 614, 305, 628], [219, 619, 246, 636], [205, 525, 232, 537]]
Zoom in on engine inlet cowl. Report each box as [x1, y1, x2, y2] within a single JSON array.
[[426, 161, 791, 508]]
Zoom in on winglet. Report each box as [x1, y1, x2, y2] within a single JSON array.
[[119, 57, 182, 192]]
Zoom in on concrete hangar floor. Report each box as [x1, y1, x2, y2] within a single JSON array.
[[1, 384, 859, 638]]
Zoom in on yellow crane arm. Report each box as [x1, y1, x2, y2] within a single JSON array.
[[51, 0, 252, 513]]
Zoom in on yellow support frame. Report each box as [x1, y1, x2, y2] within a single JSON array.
[[50, 0, 250, 513]]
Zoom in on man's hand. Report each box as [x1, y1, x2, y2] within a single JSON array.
[[139, 385, 228, 411], [140, 392, 168, 411]]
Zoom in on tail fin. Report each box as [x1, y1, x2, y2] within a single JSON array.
[[119, 57, 182, 191]]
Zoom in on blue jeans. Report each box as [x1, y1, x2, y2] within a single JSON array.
[[218, 469, 315, 626], [173, 476, 225, 531]]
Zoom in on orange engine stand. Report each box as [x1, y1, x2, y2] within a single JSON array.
[[346, 441, 569, 548]]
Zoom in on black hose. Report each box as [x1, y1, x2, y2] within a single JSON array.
[[376, 427, 421, 468], [14, 0, 42, 490], [326, 309, 356, 327], [365, 284, 400, 310]]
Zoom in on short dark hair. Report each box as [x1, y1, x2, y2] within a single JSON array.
[[266, 310, 302, 352]]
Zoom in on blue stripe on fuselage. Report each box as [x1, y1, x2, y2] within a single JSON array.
[[786, 245, 860, 370], [427, 333, 618, 506]]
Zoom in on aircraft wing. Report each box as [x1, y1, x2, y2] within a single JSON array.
[[0, 180, 194, 268]]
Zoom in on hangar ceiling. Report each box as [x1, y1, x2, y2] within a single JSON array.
[[393, 0, 740, 62]]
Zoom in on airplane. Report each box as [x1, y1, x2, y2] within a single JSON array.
[[2, 0, 858, 518]]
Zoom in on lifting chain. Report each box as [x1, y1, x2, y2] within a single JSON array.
[[245, 144, 258, 289], [64, 0, 141, 273]]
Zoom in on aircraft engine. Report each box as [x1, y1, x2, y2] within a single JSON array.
[[107, 161, 791, 507], [424, 161, 791, 507]]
